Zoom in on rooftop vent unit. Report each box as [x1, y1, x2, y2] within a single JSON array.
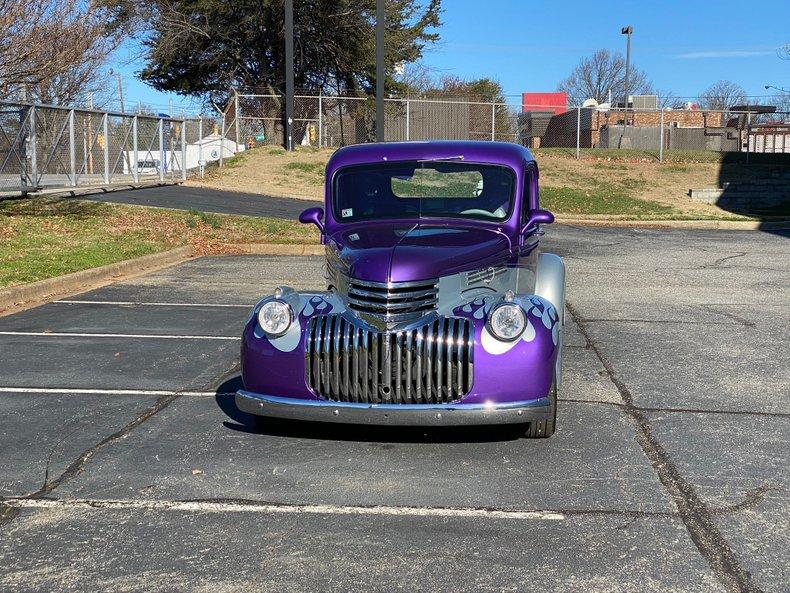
[[631, 95, 658, 110]]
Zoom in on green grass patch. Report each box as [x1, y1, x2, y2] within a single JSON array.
[[284, 161, 325, 175], [661, 164, 693, 173], [187, 209, 223, 229], [541, 185, 675, 217], [223, 151, 249, 168], [0, 198, 316, 289]]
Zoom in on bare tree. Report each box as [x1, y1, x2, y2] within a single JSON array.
[[557, 49, 653, 105], [778, 43, 790, 60], [698, 80, 748, 111], [655, 88, 678, 109], [396, 61, 439, 96], [768, 93, 790, 121], [0, 0, 120, 105]]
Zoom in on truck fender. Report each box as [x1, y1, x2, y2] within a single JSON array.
[[534, 253, 565, 325], [534, 252, 566, 390]]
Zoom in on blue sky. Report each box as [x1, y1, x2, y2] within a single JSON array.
[[110, 0, 789, 113]]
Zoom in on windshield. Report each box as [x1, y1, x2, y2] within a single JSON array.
[[333, 161, 515, 223]]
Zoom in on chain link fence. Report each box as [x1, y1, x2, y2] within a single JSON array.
[[230, 92, 790, 162], [0, 100, 242, 196], [6, 96, 783, 195], [233, 93, 520, 147]]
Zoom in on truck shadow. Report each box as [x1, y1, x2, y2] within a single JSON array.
[[713, 152, 790, 236], [214, 375, 525, 443]]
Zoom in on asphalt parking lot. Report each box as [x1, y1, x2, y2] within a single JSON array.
[[0, 225, 788, 593]]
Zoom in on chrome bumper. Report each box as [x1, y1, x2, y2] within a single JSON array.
[[236, 390, 551, 426]]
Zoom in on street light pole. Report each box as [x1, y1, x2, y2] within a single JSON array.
[[375, 0, 385, 142], [621, 26, 632, 128], [284, 0, 294, 151], [108, 68, 125, 113]]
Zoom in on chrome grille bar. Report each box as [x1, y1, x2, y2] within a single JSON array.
[[347, 278, 439, 325], [332, 316, 341, 398], [351, 326, 359, 402], [394, 334, 402, 403], [306, 315, 473, 405], [361, 327, 369, 401], [447, 318, 455, 401], [415, 328, 423, 402], [405, 332, 412, 402]]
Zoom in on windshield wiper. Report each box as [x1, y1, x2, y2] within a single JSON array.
[[416, 155, 464, 162]]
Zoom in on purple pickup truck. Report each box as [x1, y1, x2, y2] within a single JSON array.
[[236, 141, 565, 438]]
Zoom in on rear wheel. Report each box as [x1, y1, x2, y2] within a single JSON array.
[[522, 380, 557, 439]]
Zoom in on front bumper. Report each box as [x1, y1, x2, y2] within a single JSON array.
[[236, 390, 551, 426]]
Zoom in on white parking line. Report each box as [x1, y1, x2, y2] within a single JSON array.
[[0, 331, 239, 340], [56, 300, 251, 308], [0, 387, 228, 397], [3, 497, 565, 521]]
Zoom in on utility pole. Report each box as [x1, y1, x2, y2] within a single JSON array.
[[87, 92, 94, 175], [621, 26, 633, 128], [375, 0, 385, 142], [109, 68, 132, 176], [284, 0, 294, 150]]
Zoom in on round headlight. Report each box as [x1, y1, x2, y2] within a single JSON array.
[[257, 300, 293, 337], [488, 302, 526, 341]]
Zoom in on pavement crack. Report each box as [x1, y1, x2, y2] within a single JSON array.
[[707, 252, 747, 269], [699, 305, 756, 328], [580, 318, 738, 326], [709, 486, 773, 516], [41, 421, 99, 493], [566, 300, 763, 593], [1, 357, 244, 529], [0, 393, 180, 531], [0, 501, 20, 528], [34, 393, 182, 497]]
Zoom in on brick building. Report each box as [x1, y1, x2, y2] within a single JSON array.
[[540, 108, 727, 148]]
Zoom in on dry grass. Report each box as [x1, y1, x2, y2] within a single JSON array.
[[190, 146, 330, 200], [187, 145, 772, 219]]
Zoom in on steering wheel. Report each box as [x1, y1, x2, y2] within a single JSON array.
[[460, 207, 506, 218]]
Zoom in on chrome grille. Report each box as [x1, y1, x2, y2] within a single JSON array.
[[467, 265, 507, 285], [347, 278, 438, 324], [306, 315, 473, 404]]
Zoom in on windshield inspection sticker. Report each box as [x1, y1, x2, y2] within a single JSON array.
[[341, 208, 353, 218]]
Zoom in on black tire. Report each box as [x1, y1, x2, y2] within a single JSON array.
[[522, 380, 557, 439]]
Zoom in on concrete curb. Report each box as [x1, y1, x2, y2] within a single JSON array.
[[557, 218, 790, 231], [0, 246, 193, 316], [228, 243, 324, 255], [2, 181, 182, 200]]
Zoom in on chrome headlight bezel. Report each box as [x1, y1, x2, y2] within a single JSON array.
[[487, 302, 526, 342], [257, 299, 294, 337]]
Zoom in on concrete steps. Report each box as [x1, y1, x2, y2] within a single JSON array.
[[689, 177, 790, 207]]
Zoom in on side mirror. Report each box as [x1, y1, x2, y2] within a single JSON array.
[[522, 208, 554, 233], [299, 207, 324, 232]]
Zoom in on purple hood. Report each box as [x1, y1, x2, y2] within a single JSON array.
[[327, 221, 512, 283]]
